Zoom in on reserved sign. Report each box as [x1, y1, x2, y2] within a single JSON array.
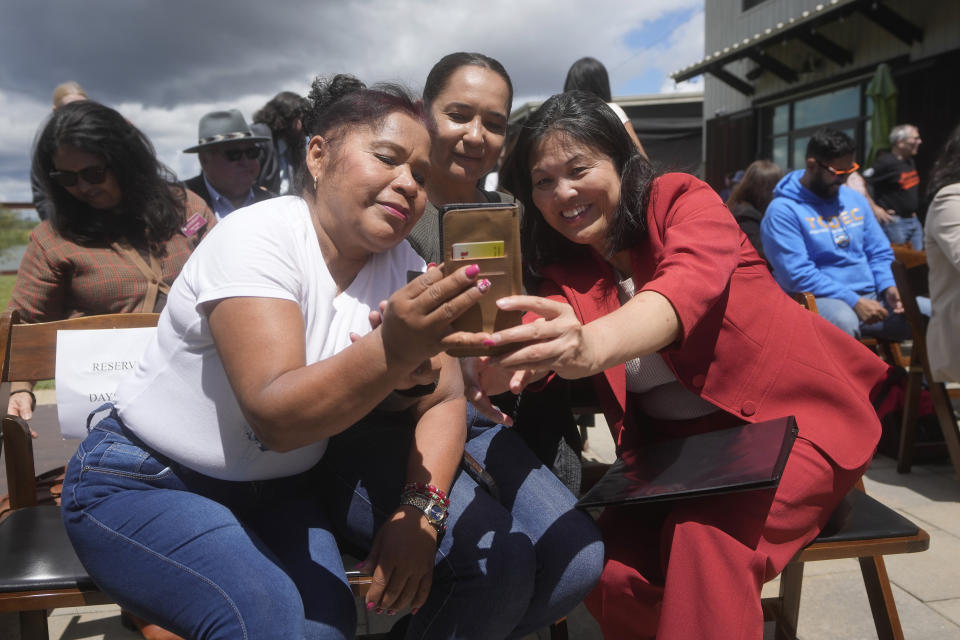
[[55, 327, 156, 438]]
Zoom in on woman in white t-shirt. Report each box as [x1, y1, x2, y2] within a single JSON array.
[[61, 76, 602, 640]]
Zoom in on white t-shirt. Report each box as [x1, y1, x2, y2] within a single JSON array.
[[116, 196, 426, 481]]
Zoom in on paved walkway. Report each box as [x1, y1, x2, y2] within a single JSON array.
[[2, 399, 958, 639]]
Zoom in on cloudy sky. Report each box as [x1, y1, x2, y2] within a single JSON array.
[[0, 0, 704, 212]]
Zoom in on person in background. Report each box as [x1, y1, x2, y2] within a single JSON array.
[[923, 123, 960, 382], [761, 128, 928, 340], [183, 109, 275, 218], [252, 91, 309, 195], [846, 168, 894, 225], [478, 90, 887, 639], [725, 160, 782, 260], [563, 56, 648, 159], [8, 100, 215, 422], [30, 81, 89, 220], [867, 124, 924, 248]]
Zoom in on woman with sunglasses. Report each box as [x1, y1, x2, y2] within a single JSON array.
[[6, 101, 215, 425], [468, 91, 889, 639]]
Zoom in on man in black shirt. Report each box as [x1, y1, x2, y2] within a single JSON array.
[[867, 124, 924, 248]]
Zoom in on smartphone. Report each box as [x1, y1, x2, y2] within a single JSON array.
[[438, 202, 523, 357]]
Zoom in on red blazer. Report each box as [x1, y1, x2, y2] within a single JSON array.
[[535, 173, 887, 470]]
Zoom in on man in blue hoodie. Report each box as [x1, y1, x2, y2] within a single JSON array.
[[762, 128, 921, 340]]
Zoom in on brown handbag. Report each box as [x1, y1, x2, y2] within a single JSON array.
[[439, 202, 523, 356]]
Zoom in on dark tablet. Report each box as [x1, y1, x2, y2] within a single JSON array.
[[577, 416, 798, 509]]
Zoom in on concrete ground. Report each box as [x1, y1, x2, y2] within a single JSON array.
[[2, 394, 958, 639]]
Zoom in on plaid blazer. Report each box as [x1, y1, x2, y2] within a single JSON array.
[[8, 189, 216, 323]]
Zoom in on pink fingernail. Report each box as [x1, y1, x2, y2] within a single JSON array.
[[387, 610, 396, 616], [483, 338, 496, 346], [465, 264, 480, 277], [477, 278, 491, 293], [366, 602, 375, 610], [376, 607, 383, 614], [411, 608, 419, 615], [427, 262, 438, 268]]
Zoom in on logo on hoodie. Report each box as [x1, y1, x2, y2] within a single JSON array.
[[803, 207, 864, 235]]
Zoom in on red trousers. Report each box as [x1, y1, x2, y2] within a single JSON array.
[[584, 436, 867, 639]]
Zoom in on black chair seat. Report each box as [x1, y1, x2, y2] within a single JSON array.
[[815, 488, 918, 543], [0, 505, 98, 592]]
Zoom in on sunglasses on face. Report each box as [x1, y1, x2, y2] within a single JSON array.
[[49, 165, 109, 187], [815, 159, 860, 176], [222, 147, 260, 162]]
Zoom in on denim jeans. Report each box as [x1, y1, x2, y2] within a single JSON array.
[[816, 293, 931, 341], [62, 408, 355, 640], [320, 406, 604, 639], [62, 406, 603, 640], [882, 214, 924, 250]]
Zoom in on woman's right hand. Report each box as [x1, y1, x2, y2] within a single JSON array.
[[379, 263, 489, 371]]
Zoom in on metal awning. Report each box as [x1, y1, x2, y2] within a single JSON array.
[[670, 0, 922, 95]]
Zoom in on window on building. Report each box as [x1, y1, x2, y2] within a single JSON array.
[[743, 0, 768, 10], [761, 83, 871, 170]]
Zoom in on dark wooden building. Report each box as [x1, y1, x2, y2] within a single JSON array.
[[671, 0, 960, 205]]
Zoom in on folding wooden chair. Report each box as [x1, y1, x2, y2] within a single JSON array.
[[890, 260, 960, 479], [0, 311, 159, 639]]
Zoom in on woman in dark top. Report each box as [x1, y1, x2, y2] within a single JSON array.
[[405, 52, 589, 491], [405, 52, 515, 266], [725, 159, 782, 260]]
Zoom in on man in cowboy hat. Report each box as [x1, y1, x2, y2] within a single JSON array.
[[184, 109, 275, 218]]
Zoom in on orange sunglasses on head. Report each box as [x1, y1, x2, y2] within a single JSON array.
[[815, 159, 860, 176]]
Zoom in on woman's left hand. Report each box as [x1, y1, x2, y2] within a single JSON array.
[[483, 296, 598, 383], [358, 507, 438, 615]]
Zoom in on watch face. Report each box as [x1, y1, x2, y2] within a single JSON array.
[[427, 504, 447, 523]]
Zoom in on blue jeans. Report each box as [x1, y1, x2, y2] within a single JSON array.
[[62, 408, 355, 640], [62, 407, 602, 639], [816, 293, 931, 341], [320, 407, 604, 639], [882, 214, 924, 250]]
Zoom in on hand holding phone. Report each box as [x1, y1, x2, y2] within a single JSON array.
[[439, 202, 523, 356]]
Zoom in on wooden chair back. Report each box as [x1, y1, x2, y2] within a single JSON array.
[[889, 261, 960, 479], [0, 311, 159, 384]]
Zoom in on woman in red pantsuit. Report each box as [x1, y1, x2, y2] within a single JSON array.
[[471, 91, 889, 639]]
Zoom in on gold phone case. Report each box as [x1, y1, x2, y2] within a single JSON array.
[[440, 202, 522, 357]]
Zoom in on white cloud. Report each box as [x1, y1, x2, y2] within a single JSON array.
[[0, 0, 706, 203]]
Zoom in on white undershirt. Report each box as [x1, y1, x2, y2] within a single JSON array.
[[617, 275, 717, 421]]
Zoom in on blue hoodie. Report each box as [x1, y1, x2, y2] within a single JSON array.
[[761, 170, 895, 307]]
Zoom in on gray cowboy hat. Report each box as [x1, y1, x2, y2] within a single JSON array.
[[183, 109, 270, 153]]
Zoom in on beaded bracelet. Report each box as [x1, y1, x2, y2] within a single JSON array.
[[402, 481, 449, 507]]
